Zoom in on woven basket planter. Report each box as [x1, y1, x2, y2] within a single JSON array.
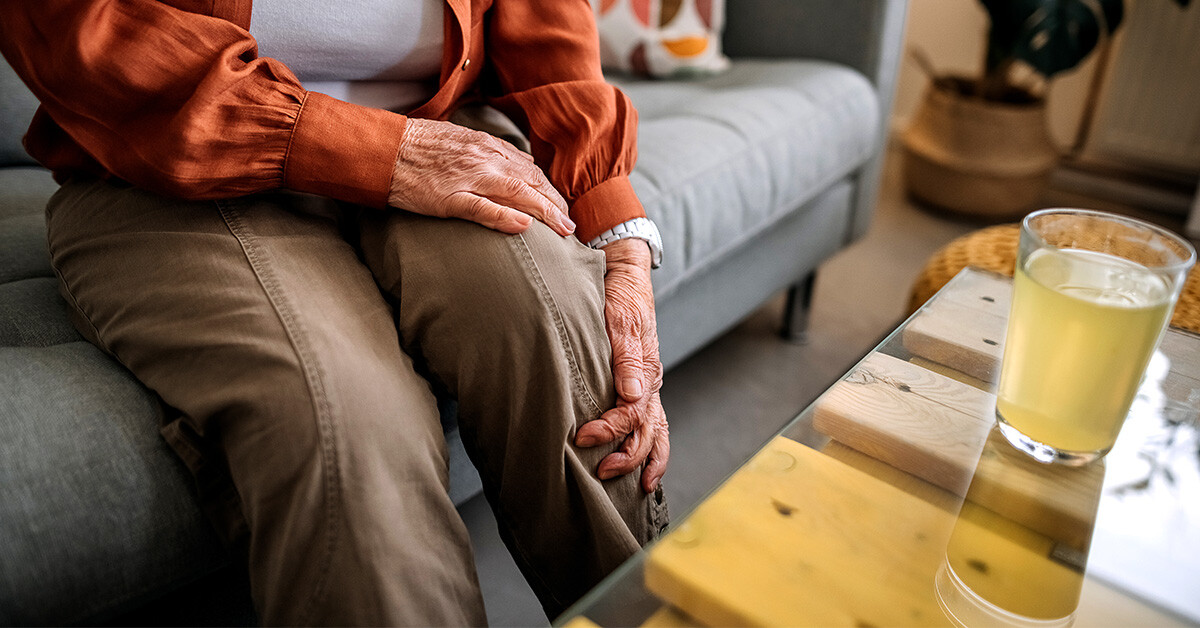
[[901, 78, 1060, 221]]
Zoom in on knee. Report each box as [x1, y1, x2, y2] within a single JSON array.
[[374, 217, 608, 346], [363, 216, 615, 408], [486, 221, 608, 334]]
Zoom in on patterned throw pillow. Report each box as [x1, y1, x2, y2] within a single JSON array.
[[593, 0, 730, 78]]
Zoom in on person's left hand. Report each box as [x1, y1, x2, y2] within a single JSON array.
[[574, 238, 669, 494]]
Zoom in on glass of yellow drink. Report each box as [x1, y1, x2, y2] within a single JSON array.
[[996, 209, 1195, 465]]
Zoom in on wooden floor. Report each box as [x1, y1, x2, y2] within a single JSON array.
[[461, 147, 1196, 626]]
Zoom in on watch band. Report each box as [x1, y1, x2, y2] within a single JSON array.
[[587, 217, 663, 269]]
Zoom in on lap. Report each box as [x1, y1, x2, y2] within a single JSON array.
[[45, 178, 426, 423], [44, 179, 449, 511], [43, 178, 612, 460]]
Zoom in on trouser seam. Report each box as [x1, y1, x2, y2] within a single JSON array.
[[49, 265, 110, 352], [497, 233, 605, 612], [506, 233, 603, 418], [216, 200, 342, 624]]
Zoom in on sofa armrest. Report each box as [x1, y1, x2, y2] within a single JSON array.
[[724, 0, 908, 242]]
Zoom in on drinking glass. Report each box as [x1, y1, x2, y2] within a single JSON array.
[[995, 209, 1195, 465]]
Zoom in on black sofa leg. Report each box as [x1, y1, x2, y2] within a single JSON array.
[[781, 273, 816, 344]]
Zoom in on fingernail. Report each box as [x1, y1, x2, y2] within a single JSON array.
[[576, 434, 596, 447], [623, 377, 643, 398], [598, 468, 616, 480], [562, 215, 576, 233]]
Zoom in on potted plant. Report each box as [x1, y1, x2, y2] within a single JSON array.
[[901, 0, 1188, 219]]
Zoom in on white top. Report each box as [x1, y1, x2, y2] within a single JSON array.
[[250, 0, 444, 112]]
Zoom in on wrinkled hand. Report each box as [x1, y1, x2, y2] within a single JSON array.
[[575, 238, 669, 493], [388, 118, 575, 236]]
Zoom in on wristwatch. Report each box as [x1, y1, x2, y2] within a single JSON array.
[[587, 217, 663, 269]]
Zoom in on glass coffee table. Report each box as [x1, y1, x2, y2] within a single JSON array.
[[557, 268, 1200, 627]]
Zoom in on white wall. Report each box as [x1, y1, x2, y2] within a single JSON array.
[[892, 0, 1106, 151]]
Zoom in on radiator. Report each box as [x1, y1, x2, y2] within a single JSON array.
[[1088, 0, 1200, 173]]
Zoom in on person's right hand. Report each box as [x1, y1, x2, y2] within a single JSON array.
[[388, 118, 575, 236]]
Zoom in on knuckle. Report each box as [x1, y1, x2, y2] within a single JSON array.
[[622, 430, 644, 455], [627, 398, 651, 426], [646, 360, 664, 386], [601, 411, 632, 436], [463, 196, 490, 218], [614, 348, 642, 367], [595, 423, 621, 442], [497, 176, 525, 196]]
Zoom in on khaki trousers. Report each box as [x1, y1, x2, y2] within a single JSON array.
[[45, 178, 668, 626]]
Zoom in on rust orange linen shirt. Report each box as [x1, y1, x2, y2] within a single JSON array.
[[0, 0, 645, 242]]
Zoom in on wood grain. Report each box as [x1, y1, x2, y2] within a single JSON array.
[[813, 352, 996, 496], [643, 436, 956, 627], [902, 270, 1011, 382], [813, 352, 1105, 549]]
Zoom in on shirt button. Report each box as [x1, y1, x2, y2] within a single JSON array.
[[461, 58, 471, 71]]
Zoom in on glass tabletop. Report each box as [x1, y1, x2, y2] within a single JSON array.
[[556, 268, 1200, 628]]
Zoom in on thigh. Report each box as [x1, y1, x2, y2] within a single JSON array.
[[45, 179, 439, 465], [44, 179, 480, 625]]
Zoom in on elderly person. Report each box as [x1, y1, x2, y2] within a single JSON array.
[[0, 0, 670, 624]]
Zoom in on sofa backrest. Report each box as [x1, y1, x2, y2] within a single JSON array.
[[723, 0, 907, 92], [0, 57, 40, 167]]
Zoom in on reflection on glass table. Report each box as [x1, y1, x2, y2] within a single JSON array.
[[556, 268, 1200, 628]]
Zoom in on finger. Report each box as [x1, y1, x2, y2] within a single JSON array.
[[597, 407, 655, 480], [641, 336, 664, 394], [575, 405, 635, 447], [527, 177, 572, 230], [490, 139, 570, 217], [608, 320, 646, 403], [450, 192, 533, 234], [515, 161, 570, 215], [642, 437, 669, 493], [642, 419, 670, 493], [480, 175, 574, 236]]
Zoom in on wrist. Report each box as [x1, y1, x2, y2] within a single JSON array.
[[600, 238, 652, 269], [587, 217, 663, 268]]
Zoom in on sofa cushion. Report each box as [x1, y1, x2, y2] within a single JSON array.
[[0, 277, 80, 347], [0, 166, 57, 220], [0, 167, 56, 285], [609, 59, 879, 298], [0, 61, 39, 167], [0, 342, 232, 626]]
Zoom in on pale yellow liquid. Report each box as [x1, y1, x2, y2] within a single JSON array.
[[997, 248, 1172, 454]]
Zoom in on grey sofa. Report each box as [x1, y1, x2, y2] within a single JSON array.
[[0, 1, 906, 624]]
